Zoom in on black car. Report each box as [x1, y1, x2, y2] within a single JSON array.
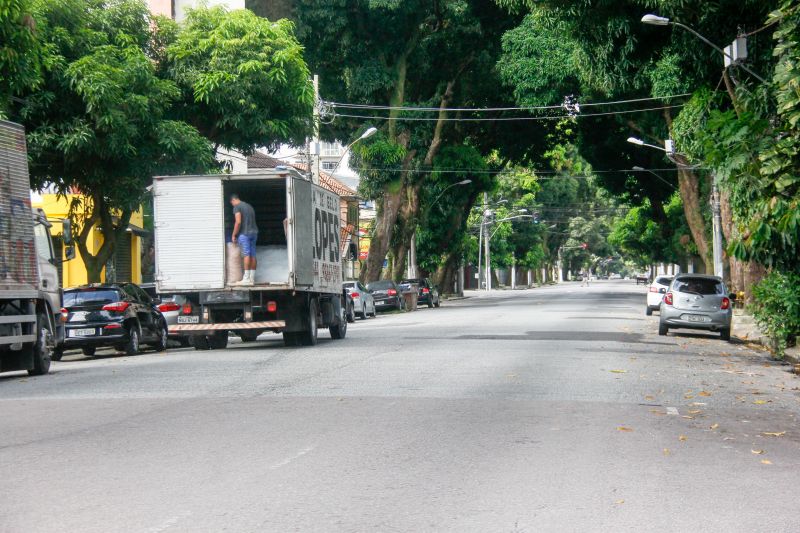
[[367, 280, 404, 311], [62, 284, 168, 356], [400, 277, 441, 308]]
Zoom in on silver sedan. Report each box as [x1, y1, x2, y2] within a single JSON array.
[[659, 274, 733, 341]]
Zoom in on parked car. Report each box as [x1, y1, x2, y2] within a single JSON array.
[[367, 280, 405, 311], [62, 283, 169, 356], [400, 278, 441, 308], [153, 294, 193, 346], [659, 274, 733, 341], [343, 281, 376, 319], [646, 276, 673, 315]]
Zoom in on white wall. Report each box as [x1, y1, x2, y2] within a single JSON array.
[[174, 0, 244, 21]]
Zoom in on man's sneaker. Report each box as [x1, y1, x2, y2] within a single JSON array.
[[241, 277, 254, 286], [231, 278, 250, 286]]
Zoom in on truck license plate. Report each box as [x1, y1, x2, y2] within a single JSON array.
[[686, 314, 707, 323], [177, 316, 200, 324], [70, 328, 96, 337]]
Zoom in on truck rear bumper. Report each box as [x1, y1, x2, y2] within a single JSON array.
[[170, 321, 285, 334]]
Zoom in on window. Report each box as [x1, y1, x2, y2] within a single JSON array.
[[321, 142, 341, 157], [321, 161, 337, 171], [674, 278, 724, 295], [64, 289, 122, 307], [33, 222, 54, 263]]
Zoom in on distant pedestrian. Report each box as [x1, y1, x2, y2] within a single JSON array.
[[581, 269, 590, 287]]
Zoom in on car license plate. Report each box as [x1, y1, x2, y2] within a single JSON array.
[[177, 316, 200, 324], [686, 314, 707, 323], [70, 328, 96, 337]]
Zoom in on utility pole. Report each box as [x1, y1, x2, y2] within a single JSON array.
[[711, 180, 724, 278], [484, 193, 491, 291], [311, 74, 321, 185]]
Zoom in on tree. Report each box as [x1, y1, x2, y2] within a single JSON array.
[[1, 0, 41, 113], [157, 6, 313, 154], [13, 0, 214, 282]]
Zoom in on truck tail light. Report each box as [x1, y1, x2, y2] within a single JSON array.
[[664, 292, 674, 306], [720, 297, 730, 310], [182, 303, 193, 315], [267, 301, 277, 313], [387, 289, 397, 296], [102, 302, 130, 312], [158, 302, 180, 313], [104, 323, 122, 330]]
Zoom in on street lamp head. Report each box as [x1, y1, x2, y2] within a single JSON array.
[[632, 166, 645, 171], [359, 127, 378, 140], [642, 14, 670, 26], [627, 137, 645, 146], [457, 179, 472, 186]]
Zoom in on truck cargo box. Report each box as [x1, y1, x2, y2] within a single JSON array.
[[153, 170, 343, 295]]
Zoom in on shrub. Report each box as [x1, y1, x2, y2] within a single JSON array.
[[751, 271, 800, 357]]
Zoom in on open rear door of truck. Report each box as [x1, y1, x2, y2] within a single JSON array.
[[289, 176, 314, 288], [154, 176, 225, 291]]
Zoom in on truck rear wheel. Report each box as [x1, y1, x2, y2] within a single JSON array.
[[208, 331, 229, 350], [300, 298, 319, 346], [283, 332, 300, 347], [329, 305, 347, 340], [191, 335, 211, 350], [28, 313, 52, 376]]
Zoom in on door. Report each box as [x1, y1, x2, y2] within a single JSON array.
[[154, 176, 225, 291], [33, 220, 59, 310], [290, 176, 314, 287]]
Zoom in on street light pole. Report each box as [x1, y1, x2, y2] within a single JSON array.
[[329, 127, 378, 176]]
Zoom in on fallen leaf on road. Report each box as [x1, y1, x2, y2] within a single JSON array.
[[689, 402, 707, 406], [663, 448, 671, 456], [753, 400, 768, 405], [751, 449, 765, 455], [684, 394, 695, 399], [762, 432, 786, 437], [617, 426, 633, 432], [710, 423, 719, 430], [679, 435, 688, 441], [761, 459, 772, 465], [699, 391, 712, 397], [610, 369, 627, 374], [688, 410, 702, 414], [645, 395, 655, 401], [649, 409, 666, 416], [614, 499, 625, 505], [682, 415, 694, 419]]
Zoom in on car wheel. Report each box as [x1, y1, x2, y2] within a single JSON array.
[[427, 298, 434, 308], [658, 323, 669, 336], [27, 313, 52, 376], [358, 303, 367, 320], [124, 326, 140, 356], [208, 331, 229, 350], [720, 328, 731, 342], [82, 347, 96, 356], [370, 303, 377, 317], [434, 297, 440, 308], [329, 305, 347, 340], [191, 335, 211, 350], [300, 298, 319, 346], [153, 323, 168, 352], [646, 307, 653, 316], [51, 346, 64, 362], [346, 302, 355, 323]]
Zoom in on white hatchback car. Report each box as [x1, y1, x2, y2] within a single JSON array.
[[646, 276, 673, 315]]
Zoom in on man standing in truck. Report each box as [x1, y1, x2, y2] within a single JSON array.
[[230, 194, 258, 286]]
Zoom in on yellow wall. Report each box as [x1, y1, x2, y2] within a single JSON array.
[[31, 194, 145, 287]]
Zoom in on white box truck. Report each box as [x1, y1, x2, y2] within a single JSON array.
[[1, 120, 74, 375], [153, 168, 348, 348]]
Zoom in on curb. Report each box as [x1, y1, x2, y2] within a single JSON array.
[[784, 347, 800, 365]]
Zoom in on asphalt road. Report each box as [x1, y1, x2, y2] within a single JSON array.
[[1, 281, 799, 532]]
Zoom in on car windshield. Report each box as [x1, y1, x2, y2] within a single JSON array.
[[368, 280, 394, 290], [674, 278, 723, 295], [401, 279, 424, 286], [64, 289, 122, 307], [655, 277, 672, 286]]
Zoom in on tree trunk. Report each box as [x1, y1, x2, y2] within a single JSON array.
[[391, 241, 409, 281], [676, 166, 711, 273], [74, 195, 133, 284]]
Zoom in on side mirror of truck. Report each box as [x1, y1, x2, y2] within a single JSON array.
[[64, 245, 76, 261], [61, 218, 73, 245]]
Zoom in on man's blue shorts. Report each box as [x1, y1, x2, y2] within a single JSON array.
[[237, 234, 258, 258]]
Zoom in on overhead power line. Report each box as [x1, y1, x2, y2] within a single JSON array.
[[325, 93, 692, 113], [350, 167, 696, 175], [334, 105, 685, 122]]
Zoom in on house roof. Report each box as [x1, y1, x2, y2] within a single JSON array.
[[247, 151, 358, 198]]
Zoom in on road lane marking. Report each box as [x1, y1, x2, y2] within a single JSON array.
[[270, 445, 315, 470]]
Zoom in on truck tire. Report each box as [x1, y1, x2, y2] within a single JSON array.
[[208, 331, 229, 350], [329, 306, 347, 340], [283, 332, 300, 347], [28, 313, 52, 376], [52, 347, 64, 362], [191, 335, 211, 350], [82, 347, 96, 356], [300, 298, 319, 346]]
